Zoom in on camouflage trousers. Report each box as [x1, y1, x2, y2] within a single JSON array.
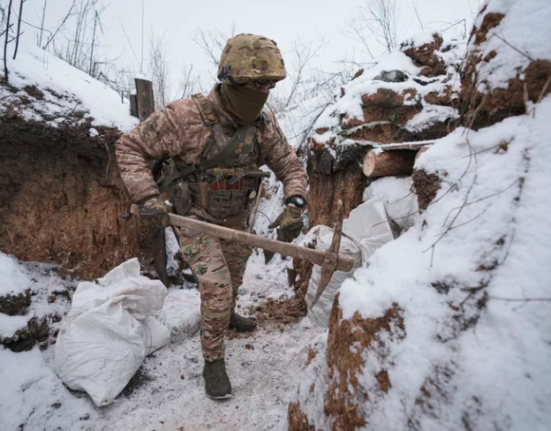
[[179, 223, 252, 362]]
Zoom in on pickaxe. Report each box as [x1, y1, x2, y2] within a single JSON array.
[[130, 200, 352, 309]]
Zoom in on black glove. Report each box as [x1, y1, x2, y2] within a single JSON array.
[[268, 205, 303, 243], [138, 196, 171, 228]]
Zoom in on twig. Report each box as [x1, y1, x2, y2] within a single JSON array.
[[441, 178, 520, 228], [529, 74, 551, 117], [494, 34, 535, 62], [411, 0, 424, 31], [0, 24, 13, 39], [102, 137, 111, 179], [12, 0, 24, 60], [4, 0, 13, 80], [43, 0, 76, 50], [39, 0, 47, 47], [118, 18, 141, 68], [490, 296, 551, 302]]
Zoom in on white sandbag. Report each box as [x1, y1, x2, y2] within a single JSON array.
[[54, 258, 170, 407], [343, 197, 397, 265], [163, 288, 202, 343], [305, 198, 397, 328], [306, 226, 361, 328], [362, 177, 418, 230]]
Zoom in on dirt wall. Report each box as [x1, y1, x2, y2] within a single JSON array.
[[0, 116, 145, 279]]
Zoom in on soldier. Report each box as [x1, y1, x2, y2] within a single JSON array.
[[115, 34, 307, 399]]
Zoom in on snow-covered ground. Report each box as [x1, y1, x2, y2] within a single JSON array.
[[0, 42, 137, 131], [0, 241, 321, 431]]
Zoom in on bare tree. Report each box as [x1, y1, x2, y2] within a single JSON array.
[[192, 23, 236, 69], [341, 0, 401, 61], [284, 37, 325, 108], [3, 0, 14, 80], [179, 63, 201, 98], [42, 0, 76, 50], [39, 0, 47, 46], [149, 31, 171, 107], [412, 0, 424, 32]]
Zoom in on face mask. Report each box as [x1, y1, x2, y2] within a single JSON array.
[[219, 83, 269, 125]]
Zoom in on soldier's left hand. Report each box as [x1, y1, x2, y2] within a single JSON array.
[[268, 205, 303, 243], [137, 196, 171, 228]]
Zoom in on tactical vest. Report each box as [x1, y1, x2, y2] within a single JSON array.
[[160, 93, 268, 222]]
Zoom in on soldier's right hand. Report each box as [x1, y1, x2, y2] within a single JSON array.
[[137, 196, 171, 228]]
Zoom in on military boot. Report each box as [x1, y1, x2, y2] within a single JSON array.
[[229, 312, 257, 333], [203, 359, 232, 400]]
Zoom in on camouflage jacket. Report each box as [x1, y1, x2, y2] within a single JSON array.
[[115, 85, 307, 208]]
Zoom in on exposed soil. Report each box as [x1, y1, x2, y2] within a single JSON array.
[[460, 8, 551, 130], [460, 59, 551, 130], [0, 289, 31, 315], [349, 122, 399, 143], [472, 13, 505, 45], [322, 298, 405, 431], [398, 121, 454, 142], [402, 33, 447, 78], [307, 145, 369, 228], [247, 254, 313, 331], [412, 169, 442, 211], [0, 116, 146, 279], [424, 87, 453, 106], [1, 316, 50, 352], [361, 88, 406, 109], [288, 401, 316, 431]]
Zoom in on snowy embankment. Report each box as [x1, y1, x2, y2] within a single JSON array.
[[310, 31, 464, 150], [0, 42, 137, 131], [290, 0, 551, 429]]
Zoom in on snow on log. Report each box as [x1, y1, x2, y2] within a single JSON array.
[[362, 149, 416, 178]]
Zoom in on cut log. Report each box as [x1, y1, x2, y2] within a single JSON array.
[[362, 149, 416, 178]]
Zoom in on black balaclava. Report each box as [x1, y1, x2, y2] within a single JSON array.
[[219, 83, 269, 125]]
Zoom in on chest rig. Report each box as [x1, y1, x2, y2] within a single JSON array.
[[160, 94, 268, 222]]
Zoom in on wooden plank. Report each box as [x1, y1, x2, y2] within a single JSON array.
[[135, 78, 155, 121], [378, 140, 435, 151]]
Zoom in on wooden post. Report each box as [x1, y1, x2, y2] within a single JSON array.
[[129, 93, 138, 118], [135, 78, 155, 121]]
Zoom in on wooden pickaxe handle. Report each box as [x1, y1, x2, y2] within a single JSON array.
[[130, 204, 355, 272]]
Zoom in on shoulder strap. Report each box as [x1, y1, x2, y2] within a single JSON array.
[[191, 93, 217, 126], [159, 125, 251, 190], [201, 125, 251, 170]]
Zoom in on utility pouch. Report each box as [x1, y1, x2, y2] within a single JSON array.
[[207, 189, 249, 219], [166, 179, 192, 216]]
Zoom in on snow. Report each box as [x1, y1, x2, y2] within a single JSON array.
[[0, 314, 29, 340], [363, 176, 418, 230], [0, 347, 100, 431], [310, 33, 465, 149], [405, 104, 457, 132], [0, 253, 31, 296], [404, 30, 442, 48], [295, 95, 551, 430], [0, 42, 138, 130], [474, 0, 551, 91]]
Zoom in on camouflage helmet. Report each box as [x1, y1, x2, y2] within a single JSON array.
[[217, 34, 286, 84]]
